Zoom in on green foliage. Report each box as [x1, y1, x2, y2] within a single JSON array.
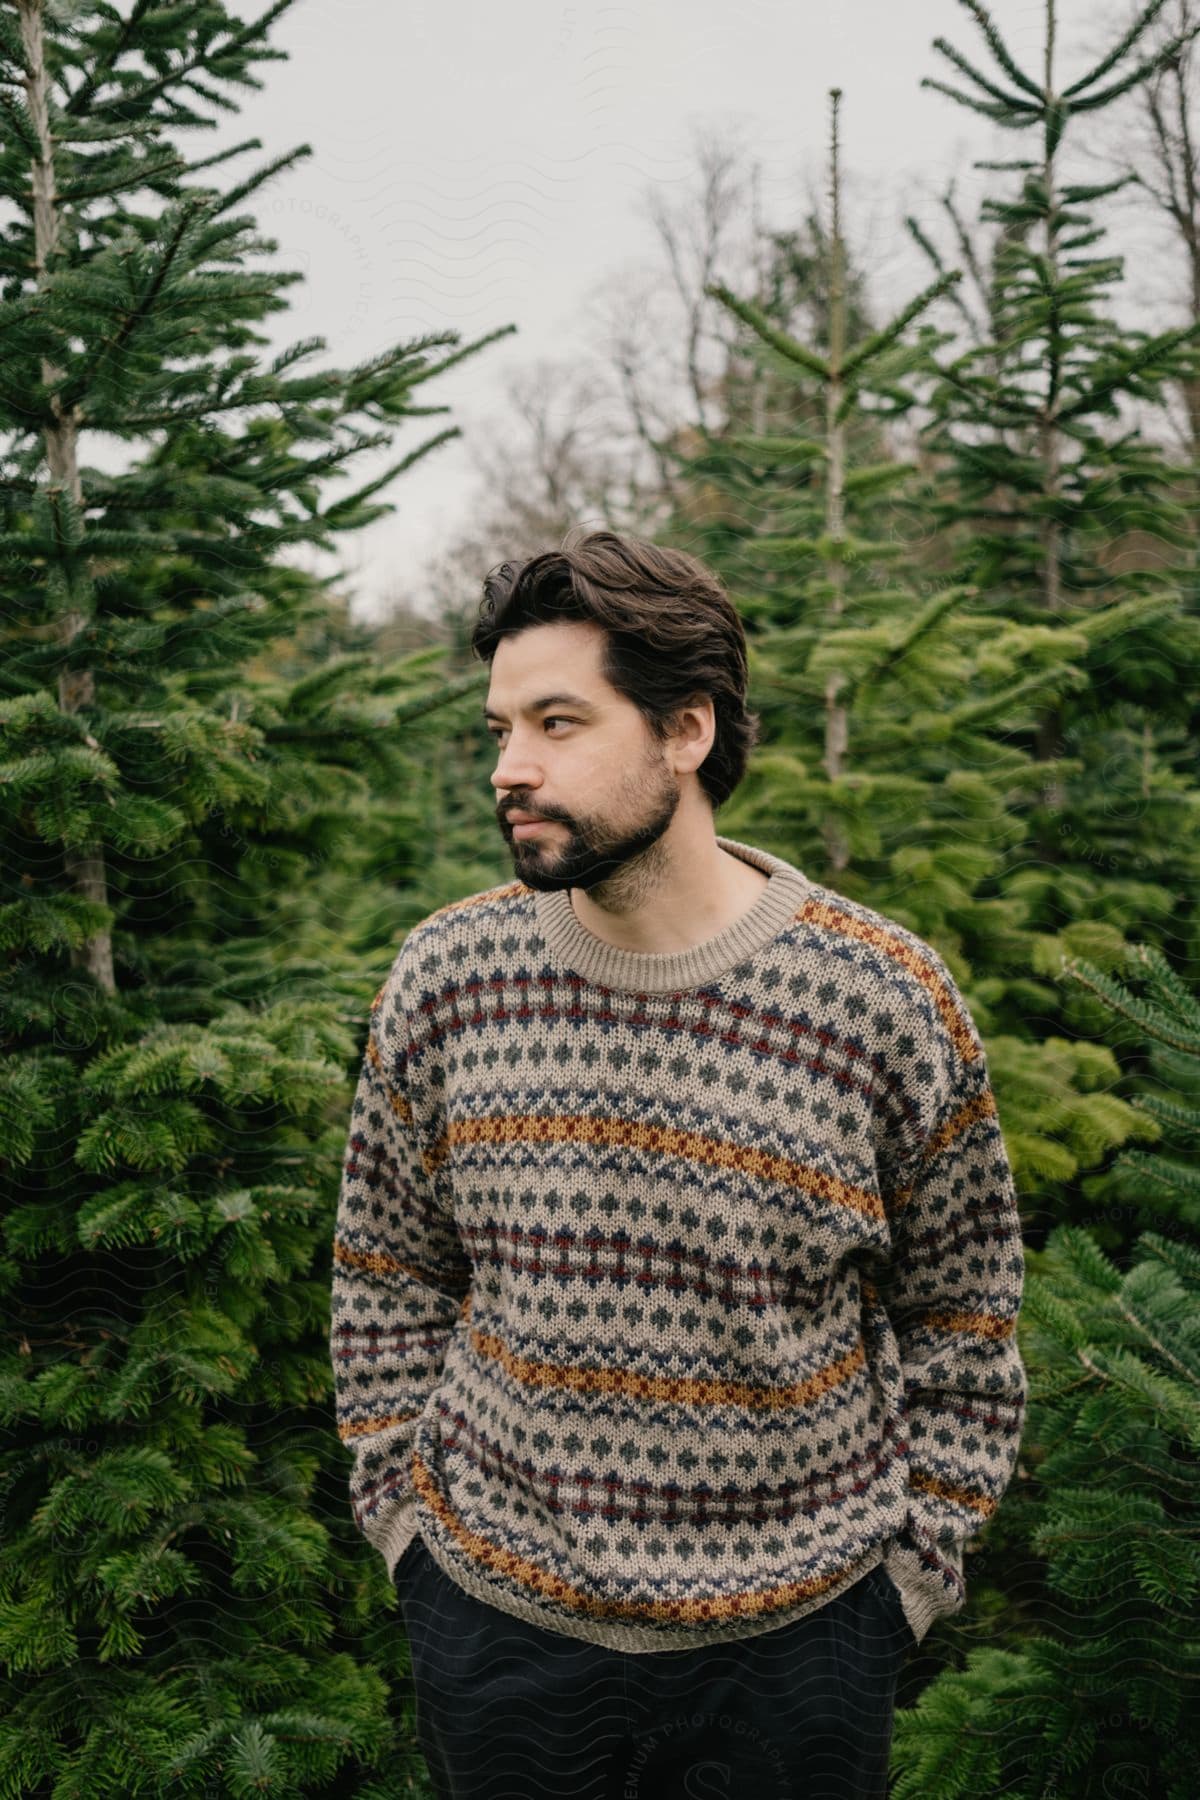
[[913, 0, 1200, 964], [890, 945, 1200, 1798], [644, 23, 1200, 1792], [0, 1, 499, 1792]]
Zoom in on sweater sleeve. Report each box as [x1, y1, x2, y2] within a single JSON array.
[[329, 957, 472, 1576], [878, 982, 1028, 1648]]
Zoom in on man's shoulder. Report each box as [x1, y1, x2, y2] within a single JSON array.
[[793, 880, 985, 1070], [380, 876, 535, 1013]]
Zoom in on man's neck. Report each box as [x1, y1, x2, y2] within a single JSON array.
[[569, 844, 770, 956]]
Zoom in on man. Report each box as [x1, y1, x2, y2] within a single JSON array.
[[330, 529, 1027, 1799]]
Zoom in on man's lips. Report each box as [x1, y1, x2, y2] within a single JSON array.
[[504, 810, 560, 839]]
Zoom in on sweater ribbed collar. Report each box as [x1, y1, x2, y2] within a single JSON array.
[[529, 835, 813, 995]]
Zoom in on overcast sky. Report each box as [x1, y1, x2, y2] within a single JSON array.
[[214, 0, 1163, 623]]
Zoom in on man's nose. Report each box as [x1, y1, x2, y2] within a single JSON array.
[[491, 742, 544, 794]]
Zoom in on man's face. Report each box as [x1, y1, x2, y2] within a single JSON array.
[[485, 619, 682, 894]]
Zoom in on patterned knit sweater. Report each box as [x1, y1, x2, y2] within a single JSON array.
[[330, 834, 1027, 1655]]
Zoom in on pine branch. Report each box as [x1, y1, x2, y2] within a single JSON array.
[[929, 34, 1042, 114], [1060, 0, 1172, 100], [181, 134, 263, 175], [177, 74, 243, 114], [905, 214, 949, 276], [1125, 942, 1200, 1026], [919, 75, 1039, 127], [1070, 21, 1200, 115], [1058, 319, 1200, 418], [918, 190, 992, 343], [55, 196, 208, 414], [0, 89, 41, 157], [319, 427, 461, 526], [1060, 956, 1200, 1055], [955, 0, 1045, 99], [400, 321, 520, 391], [705, 283, 830, 379], [58, 150, 187, 203], [268, 336, 325, 375], [43, 115, 158, 144], [721, 436, 828, 465], [0, 8, 30, 70], [86, 0, 297, 119], [854, 584, 979, 691], [841, 269, 963, 380], [941, 664, 1088, 732], [63, 0, 157, 117], [208, 143, 311, 217], [1059, 175, 1139, 206]]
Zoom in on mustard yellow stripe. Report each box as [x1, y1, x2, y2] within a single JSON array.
[[337, 1408, 420, 1440], [365, 1031, 413, 1123], [922, 1305, 1019, 1343], [409, 881, 527, 937], [437, 1112, 885, 1220], [911, 1466, 998, 1517], [410, 1448, 861, 1628], [926, 1090, 997, 1158], [468, 1320, 867, 1411], [333, 1238, 424, 1280]]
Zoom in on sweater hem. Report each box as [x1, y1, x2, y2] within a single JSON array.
[[411, 1535, 892, 1655]]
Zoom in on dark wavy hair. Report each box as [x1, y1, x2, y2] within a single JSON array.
[[470, 528, 761, 811]]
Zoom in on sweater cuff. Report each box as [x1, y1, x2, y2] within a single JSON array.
[[362, 1493, 421, 1582], [883, 1525, 966, 1648]]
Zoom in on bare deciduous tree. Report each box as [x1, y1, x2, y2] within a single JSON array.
[[1074, 0, 1200, 456], [1129, 0, 1200, 451], [403, 355, 655, 624]]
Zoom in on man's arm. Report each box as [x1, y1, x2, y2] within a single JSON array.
[[878, 986, 1028, 1647], [329, 958, 471, 1576]]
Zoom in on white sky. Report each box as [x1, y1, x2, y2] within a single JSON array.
[[208, 0, 1173, 621]]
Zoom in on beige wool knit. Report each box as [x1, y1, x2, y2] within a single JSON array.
[[330, 835, 1028, 1654]]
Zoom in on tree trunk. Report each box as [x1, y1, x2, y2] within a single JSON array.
[[822, 90, 850, 874], [1035, 3, 1067, 824], [19, 0, 116, 995]]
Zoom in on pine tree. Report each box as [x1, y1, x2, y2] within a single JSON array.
[[653, 91, 1105, 1202], [671, 12, 1200, 1212], [658, 73, 1200, 1713], [699, 87, 1047, 887], [890, 939, 1200, 1800], [0, 2, 507, 1792], [915, 0, 1200, 973], [658, 129, 881, 629]]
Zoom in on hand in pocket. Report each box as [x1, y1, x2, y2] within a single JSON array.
[[393, 1535, 425, 1590], [876, 1564, 917, 1653]]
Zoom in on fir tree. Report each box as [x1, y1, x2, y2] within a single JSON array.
[[659, 130, 880, 627], [0, 2, 507, 1793], [658, 73, 1200, 1713], [891, 938, 1200, 1799], [699, 87, 1034, 885], [656, 91, 1103, 1202], [915, 0, 1200, 967]]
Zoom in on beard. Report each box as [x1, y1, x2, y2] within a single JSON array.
[[500, 755, 682, 898]]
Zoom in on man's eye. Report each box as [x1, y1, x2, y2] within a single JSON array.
[[487, 718, 573, 740]]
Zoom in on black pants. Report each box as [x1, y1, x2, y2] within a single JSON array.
[[394, 1539, 914, 1800]]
